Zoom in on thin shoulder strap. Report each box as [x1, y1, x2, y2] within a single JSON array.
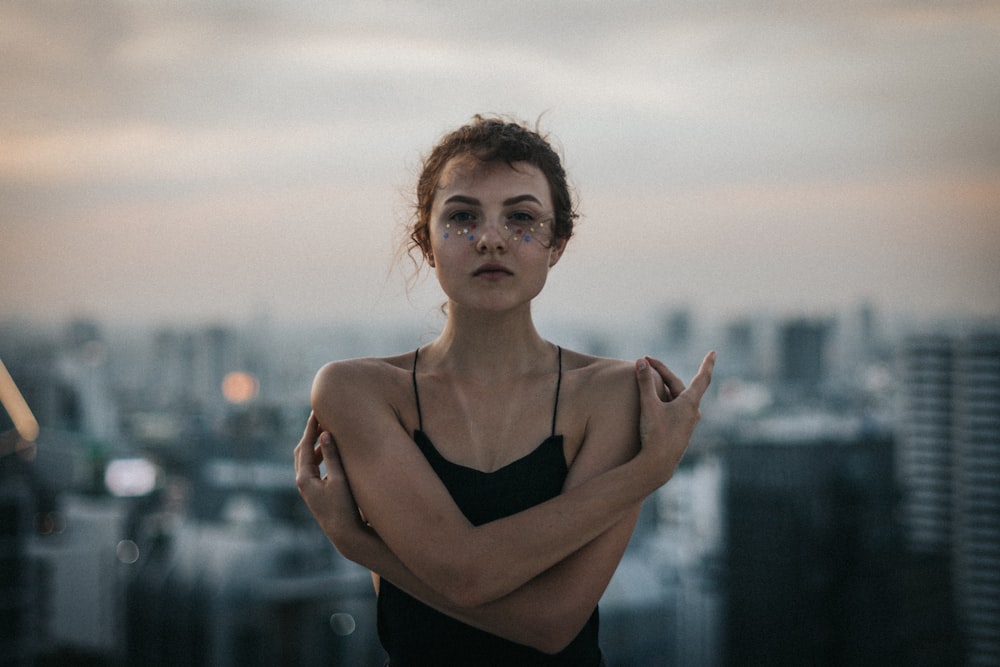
[[551, 346, 563, 436], [412, 347, 424, 431]]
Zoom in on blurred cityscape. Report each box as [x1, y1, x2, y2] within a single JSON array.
[[1, 305, 998, 666]]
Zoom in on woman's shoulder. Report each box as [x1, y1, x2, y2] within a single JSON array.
[[559, 348, 639, 403], [561, 348, 636, 380], [557, 348, 641, 464], [311, 352, 414, 404], [315, 351, 412, 376]]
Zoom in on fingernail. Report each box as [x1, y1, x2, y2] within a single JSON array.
[[320, 433, 331, 445], [636, 358, 648, 371]]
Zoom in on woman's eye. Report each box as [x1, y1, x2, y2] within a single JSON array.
[[509, 211, 534, 222], [450, 211, 475, 223]]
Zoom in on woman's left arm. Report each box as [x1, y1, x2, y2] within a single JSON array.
[[296, 361, 647, 654]]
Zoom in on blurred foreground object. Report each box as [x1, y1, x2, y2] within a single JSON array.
[[0, 358, 40, 442]]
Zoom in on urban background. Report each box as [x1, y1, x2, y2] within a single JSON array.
[[2, 304, 997, 666], [3, 2, 999, 665]]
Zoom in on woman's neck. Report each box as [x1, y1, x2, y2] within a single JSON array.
[[425, 304, 551, 380]]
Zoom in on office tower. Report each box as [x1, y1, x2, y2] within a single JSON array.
[[897, 330, 999, 665], [720, 424, 897, 665], [0, 463, 37, 667], [952, 332, 1000, 665], [664, 308, 692, 351], [897, 334, 954, 554], [778, 318, 833, 399], [723, 319, 755, 380]]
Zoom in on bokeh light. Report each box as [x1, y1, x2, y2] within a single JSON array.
[[329, 612, 356, 636], [35, 511, 66, 535], [105, 458, 159, 497], [221, 371, 259, 404], [117, 540, 140, 564]]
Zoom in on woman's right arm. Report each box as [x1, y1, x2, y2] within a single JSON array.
[[297, 353, 650, 653], [302, 352, 714, 608], [296, 422, 639, 654]]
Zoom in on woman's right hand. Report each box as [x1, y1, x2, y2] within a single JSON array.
[[634, 351, 716, 485]]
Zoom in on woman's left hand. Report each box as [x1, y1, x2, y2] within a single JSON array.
[[294, 412, 366, 552]]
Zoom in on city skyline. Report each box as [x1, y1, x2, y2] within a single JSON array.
[[3, 2, 999, 329]]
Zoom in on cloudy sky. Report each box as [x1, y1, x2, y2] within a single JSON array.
[[3, 1, 998, 334]]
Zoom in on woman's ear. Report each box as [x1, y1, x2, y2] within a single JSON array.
[[548, 238, 568, 268]]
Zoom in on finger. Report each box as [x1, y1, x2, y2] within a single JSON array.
[[318, 432, 356, 499], [645, 356, 685, 399], [635, 357, 668, 410], [293, 412, 320, 475], [295, 435, 322, 487], [303, 411, 319, 440], [318, 431, 342, 469], [683, 351, 717, 403]]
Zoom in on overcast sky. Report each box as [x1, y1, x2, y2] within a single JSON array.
[[2, 1, 998, 335]]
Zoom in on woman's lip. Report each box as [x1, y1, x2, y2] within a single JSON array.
[[473, 265, 512, 276]]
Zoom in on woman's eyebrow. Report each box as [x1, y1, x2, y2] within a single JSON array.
[[442, 194, 542, 206], [503, 194, 542, 206], [443, 195, 480, 206]]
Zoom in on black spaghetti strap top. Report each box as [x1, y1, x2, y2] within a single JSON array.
[[375, 346, 602, 666]]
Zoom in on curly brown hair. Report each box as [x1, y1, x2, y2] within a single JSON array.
[[407, 115, 578, 264]]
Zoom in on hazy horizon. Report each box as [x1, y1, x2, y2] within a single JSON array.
[[3, 2, 999, 331]]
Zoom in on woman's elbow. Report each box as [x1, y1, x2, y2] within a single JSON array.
[[528, 610, 588, 655], [429, 561, 491, 609], [437, 556, 519, 608]]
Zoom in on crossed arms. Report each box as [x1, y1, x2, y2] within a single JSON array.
[[295, 353, 714, 653]]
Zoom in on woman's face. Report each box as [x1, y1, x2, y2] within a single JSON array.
[[427, 157, 566, 313]]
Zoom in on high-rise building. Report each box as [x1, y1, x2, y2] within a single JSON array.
[[897, 334, 955, 554], [951, 332, 1000, 665], [0, 460, 37, 667], [778, 318, 833, 399], [720, 420, 898, 665], [897, 329, 1000, 665]]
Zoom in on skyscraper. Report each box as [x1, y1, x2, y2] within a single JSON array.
[[897, 334, 954, 555], [897, 329, 1000, 665], [951, 332, 1000, 665], [778, 318, 833, 400]]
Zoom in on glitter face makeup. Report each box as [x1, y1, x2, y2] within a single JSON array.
[[442, 218, 553, 247], [429, 159, 562, 261]]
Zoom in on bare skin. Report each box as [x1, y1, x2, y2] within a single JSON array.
[[295, 159, 715, 653]]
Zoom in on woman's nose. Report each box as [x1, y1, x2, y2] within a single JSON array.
[[475, 217, 508, 253]]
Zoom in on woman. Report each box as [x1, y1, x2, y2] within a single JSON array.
[[295, 115, 715, 665]]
